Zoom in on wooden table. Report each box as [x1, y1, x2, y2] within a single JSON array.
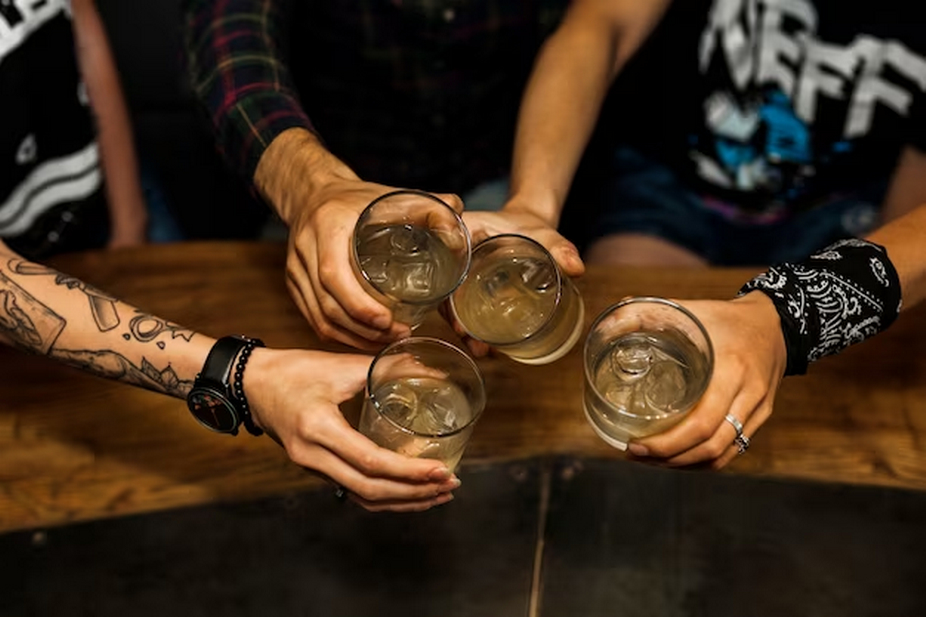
[[2, 241, 925, 534]]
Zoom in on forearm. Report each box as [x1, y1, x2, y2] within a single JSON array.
[[0, 242, 212, 398], [182, 0, 314, 183], [507, 0, 672, 226], [71, 0, 147, 237], [253, 127, 358, 225], [866, 202, 926, 311]]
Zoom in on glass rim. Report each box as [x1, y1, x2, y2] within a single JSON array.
[[582, 296, 715, 421], [352, 189, 473, 306], [366, 336, 487, 438], [448, 233, 567, 346]]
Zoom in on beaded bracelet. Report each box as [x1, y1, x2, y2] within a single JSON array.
[[739, 238, 902, 376], [232, 336, 265, 436]]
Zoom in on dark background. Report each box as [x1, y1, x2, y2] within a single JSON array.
[[96, 0, 270, 240]]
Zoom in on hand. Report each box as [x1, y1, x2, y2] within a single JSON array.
[[626, 292, 787, 469], [452, 205, 585, 356], [256, 129, 464, 350], [244, 348, 461, 512]]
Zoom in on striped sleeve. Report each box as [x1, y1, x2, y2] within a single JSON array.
[[181, 0, 315, 183]]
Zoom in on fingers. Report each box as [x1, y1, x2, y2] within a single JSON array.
[[630, 370, 743, 460], [465, 338, 491, 358], [434, 192, 465, 214], [315, 230, 398, 332], [349, 492, 454, 513], [712, 402, 772, 469], [549, 240, 586, 277], [305, 447, 459, 503], [317, 412, 457, 484], [286, 267, 385, 351], [662, 389, 764, 467]]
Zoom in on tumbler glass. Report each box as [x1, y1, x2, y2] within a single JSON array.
[[583, 297, 713, 450], [352, 190, 471, 329], [359, 337, 487, 471]]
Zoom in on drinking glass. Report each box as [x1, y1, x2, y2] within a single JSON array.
[[583, 297, 714, 450], [352, 190, 471, 329], [449, 234, 585, 365], [359, 337, 487, 471]]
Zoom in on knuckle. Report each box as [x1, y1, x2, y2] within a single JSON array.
[[318, 259, 339, 284], [690, 420, 716, 443], [356, 452, 379, 475], [357, 483, 385, 502], [318, 294, 342, 318], [704, 441, 727, 460], [315, 321, 337, 341]]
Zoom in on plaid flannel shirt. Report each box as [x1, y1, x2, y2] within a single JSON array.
[[183, 0, 566, 193]]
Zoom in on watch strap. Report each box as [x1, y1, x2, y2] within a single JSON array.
[[201, 336, 246, 386]]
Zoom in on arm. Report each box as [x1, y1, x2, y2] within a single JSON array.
[[867, 201, 926, 310], [631, 203, 926, 469], [183, 0, 462, 349], [505, 0, 673, 226], [0, 240, 457, 511], [70, 0, 147, 248], [462, 0, 672, 284], [879, 146, 926, 225]]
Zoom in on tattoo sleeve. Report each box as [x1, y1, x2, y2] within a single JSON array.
[[0, 252, 205, 399]]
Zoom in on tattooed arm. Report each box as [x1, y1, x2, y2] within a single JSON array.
[[0, 241, 205, 396], [0, 239, 459, 511]]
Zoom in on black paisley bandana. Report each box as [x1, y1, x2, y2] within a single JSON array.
[[738, 239, 902, 376]]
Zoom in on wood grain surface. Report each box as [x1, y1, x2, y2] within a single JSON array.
[[1, 241, 924, 533]]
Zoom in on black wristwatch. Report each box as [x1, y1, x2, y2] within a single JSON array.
[[186, 336, 265, 436]]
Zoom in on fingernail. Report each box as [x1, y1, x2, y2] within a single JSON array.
[[429, 467, 452, 481], [446, 478, 462, 490], [437, 493, 454, 504], [628, 444, 649, 457], [373, 315, 391, 329]]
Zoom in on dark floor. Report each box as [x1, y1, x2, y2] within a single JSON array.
[[3, 458, 925, 617]]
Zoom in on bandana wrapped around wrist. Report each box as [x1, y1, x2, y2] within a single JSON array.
[[738, 238, 902, 376]]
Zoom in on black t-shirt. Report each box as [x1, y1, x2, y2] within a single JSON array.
[[0, 0, 103, 253], [613, 0, 926, 212]]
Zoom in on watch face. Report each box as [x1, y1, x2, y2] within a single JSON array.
[[187, 387, 239, 433]]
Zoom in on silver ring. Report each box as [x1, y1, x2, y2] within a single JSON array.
[[724, 414, 744, 436], [724, 414, 750, 455], [734, 433, 751, 454], [333, 485, 347, 501]]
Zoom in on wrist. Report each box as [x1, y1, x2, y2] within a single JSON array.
[[503, 191, 562, 228], [734, 291, 787, 376], [241, 346, 274, 432], [254, 127, 358, 226]]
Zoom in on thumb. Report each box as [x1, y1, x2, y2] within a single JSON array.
[[435, 192, 465, 214], [551, 241, 586, 277], [332, 353, 375, 400]]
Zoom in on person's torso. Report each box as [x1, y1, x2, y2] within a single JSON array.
[[0, 0, 103, 249], [288, 0, 567, 193], [631, 0, 926, 213]]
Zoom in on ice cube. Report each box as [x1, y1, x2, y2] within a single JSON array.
[[377, 381, 419, 426], [604, 383, 632, 411], [419, 384, 462, 433], [610, 338, 654, 378], [360, 255, 390, 285], [518, 257, 556, 292], [396, 259, 436, 298], [643, 360, 687, 412], [390, 224, 430, 255]]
